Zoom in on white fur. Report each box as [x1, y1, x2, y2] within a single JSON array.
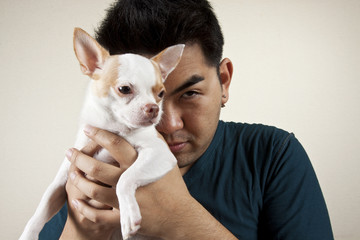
[[20, 28, 184, 240]]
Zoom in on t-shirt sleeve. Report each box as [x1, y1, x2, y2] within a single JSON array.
[[260, 133, 334, 239], [39, 203, 67, 240]]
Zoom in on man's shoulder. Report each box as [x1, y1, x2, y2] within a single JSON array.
[[220, 121, 298, 160], [220, 121, 309, 171], [221, 121, 291, 143]]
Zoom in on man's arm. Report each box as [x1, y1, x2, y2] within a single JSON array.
[[259, 133, 334, 239], [63, 126, 237, 239]]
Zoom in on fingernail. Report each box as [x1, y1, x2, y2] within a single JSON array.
[[65, 149, 73, 160], [72, 199, 79, 209], [83, 124, 94, 135]]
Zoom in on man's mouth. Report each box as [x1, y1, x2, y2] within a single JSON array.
[[167, 142, 187, 153]]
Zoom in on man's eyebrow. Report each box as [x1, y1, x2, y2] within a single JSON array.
[[170, 75, 205, 95]]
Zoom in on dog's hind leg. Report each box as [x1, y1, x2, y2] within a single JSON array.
[[20, 158, 70, 240]]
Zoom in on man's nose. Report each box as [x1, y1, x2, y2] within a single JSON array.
[[156, 104, 183, 135]]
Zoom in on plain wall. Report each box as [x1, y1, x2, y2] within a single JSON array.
[[0, 0, 359, 239]]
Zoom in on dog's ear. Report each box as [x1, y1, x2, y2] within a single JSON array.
[[73, 28, 109, 80], [151, 44, 185, 82]]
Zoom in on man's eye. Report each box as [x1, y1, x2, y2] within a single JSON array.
[[182, 91, 198, 98], [118, 86, 132, 94]]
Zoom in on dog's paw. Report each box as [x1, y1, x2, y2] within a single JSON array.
[[120, 195, 142, 239]]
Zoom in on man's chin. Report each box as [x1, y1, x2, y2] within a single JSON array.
[[174, 152, 197, 168]]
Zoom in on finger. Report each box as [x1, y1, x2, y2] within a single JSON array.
[[81, 140, 102, 156], [83, 125, 137, 169], [70, 170, 119, 209], [66, 172, 113, 209], [71, 199, 120, 226], [66, 167, 112, 210], [66, 148, 122, 186], [65, 170, 88, 202]]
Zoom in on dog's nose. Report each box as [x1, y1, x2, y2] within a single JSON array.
[[143, 104, 159, 119]]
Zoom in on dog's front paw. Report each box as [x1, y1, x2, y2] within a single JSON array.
[[120, 195, 142, 239]]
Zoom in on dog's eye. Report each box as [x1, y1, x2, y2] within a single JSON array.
[[118, 86, 132, 95], [158, 90, 165, 99]]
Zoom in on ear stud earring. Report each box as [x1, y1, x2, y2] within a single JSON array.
[[221, 95, 226, 108]]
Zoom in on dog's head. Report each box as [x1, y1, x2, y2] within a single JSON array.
[[73, 28, 184, 129]]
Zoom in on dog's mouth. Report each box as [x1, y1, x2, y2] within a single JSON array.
[[140, 120, 153, 126], [136, 117, 159, 127]]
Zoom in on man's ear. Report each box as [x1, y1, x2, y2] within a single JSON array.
[[73, 28, 110, 80], [219, 58, 233, 106], [151, 44, 185, 82]]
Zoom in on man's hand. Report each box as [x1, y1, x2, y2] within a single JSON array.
[[62, 126, 237, 240], [61, 133, 133, 240]]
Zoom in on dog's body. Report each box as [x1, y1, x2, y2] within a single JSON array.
[[20, 28, 184, 240]]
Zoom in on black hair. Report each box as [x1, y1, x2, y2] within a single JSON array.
[[95, 0, 224, 67]]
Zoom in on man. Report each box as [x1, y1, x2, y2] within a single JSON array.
[[40, 0, 334, 239]]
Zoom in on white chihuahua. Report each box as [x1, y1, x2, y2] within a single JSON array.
[[20, 28, 184, 240]]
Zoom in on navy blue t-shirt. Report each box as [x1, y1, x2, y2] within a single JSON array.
[[40, 121, 333, 239]]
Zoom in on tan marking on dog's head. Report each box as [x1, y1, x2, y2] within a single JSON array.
[[91, 56, 119, 97], [151, 61, 165, 103]]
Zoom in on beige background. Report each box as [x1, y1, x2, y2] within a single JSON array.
[[1, 0, 359, 239]]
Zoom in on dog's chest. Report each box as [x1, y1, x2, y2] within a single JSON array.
[[94, 148, 118, 166]]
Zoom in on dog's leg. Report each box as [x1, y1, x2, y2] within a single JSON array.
[[20, 159, 70, 240], [116, 137, 177, 240]]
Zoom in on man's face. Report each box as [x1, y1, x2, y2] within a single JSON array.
[[156, 43, 231, 171]]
